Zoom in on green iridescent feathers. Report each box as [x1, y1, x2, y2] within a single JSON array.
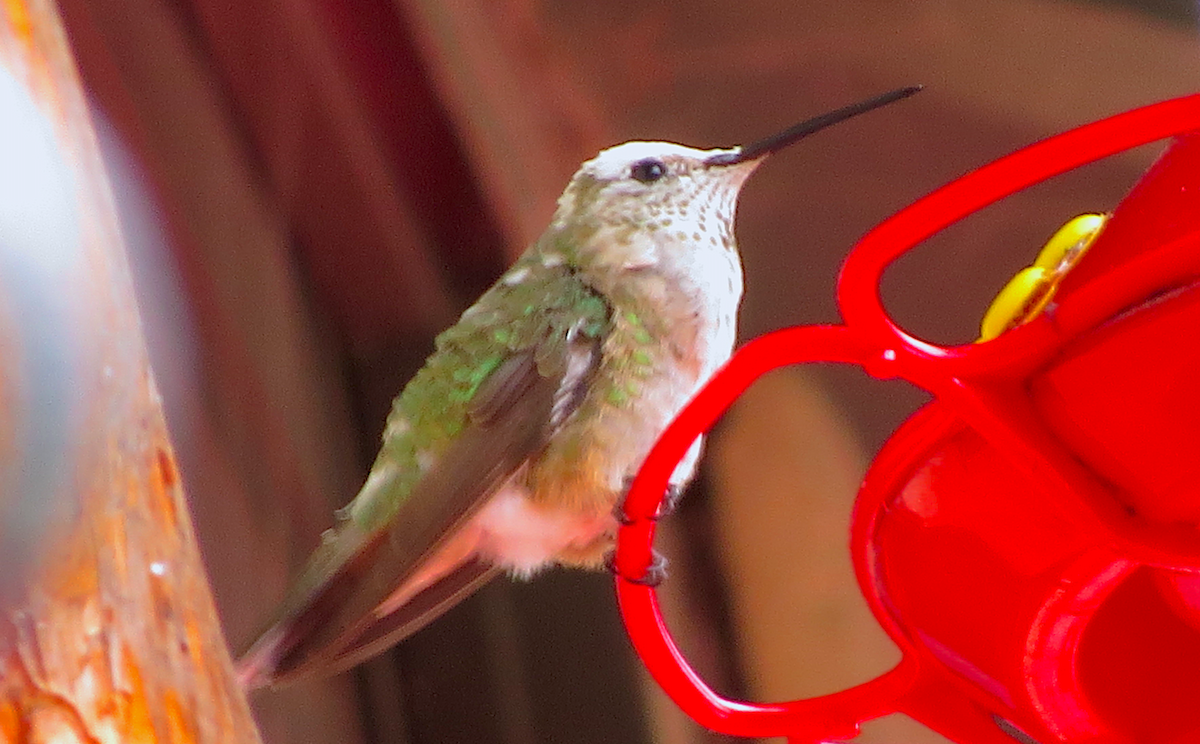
[[349, 256, 612, 529]]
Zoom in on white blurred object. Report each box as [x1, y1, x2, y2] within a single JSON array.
[[0, 65, 87, 601]]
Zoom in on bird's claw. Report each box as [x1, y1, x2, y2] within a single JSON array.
[[612, 499, 635, 527], [657, 483, 683, 519], [614, 479, 684, 525], [604, 549, 668, 587]]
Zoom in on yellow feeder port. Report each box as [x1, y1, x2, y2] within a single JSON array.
[[978, 213, 1107, 342]]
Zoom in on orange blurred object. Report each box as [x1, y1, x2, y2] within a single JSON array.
[[0, 1, 259, 741]]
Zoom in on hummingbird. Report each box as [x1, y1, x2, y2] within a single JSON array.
[[235, 86, 921, 689]]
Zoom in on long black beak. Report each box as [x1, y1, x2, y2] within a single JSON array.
[[705, 85, 922, 167]]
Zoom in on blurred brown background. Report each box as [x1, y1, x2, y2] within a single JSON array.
[[51, 0, 1200, 741]]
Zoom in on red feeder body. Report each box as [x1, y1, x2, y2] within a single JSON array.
[[613, 96, 1200, 743]]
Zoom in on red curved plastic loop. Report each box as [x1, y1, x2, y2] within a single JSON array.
[[614, 325, 921, 741], [838, 92, 1200, 387], [613, 91, 1200, 741]]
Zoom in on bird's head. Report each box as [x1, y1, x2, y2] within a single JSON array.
[[541, 86, 922, 276]]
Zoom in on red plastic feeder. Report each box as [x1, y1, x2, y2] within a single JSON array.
[[612, 94, 1200, 743]]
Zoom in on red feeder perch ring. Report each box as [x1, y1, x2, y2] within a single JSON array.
[[613, 93, 1200, 743]]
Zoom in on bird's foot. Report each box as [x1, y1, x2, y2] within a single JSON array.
[[604, 548, 668, 587]]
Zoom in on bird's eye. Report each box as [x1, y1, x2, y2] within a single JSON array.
[[629, 158, 667, 184]]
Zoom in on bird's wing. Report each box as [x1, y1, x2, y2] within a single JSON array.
[[236, 286, 606, 688], [289, 556, 499, 680]]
